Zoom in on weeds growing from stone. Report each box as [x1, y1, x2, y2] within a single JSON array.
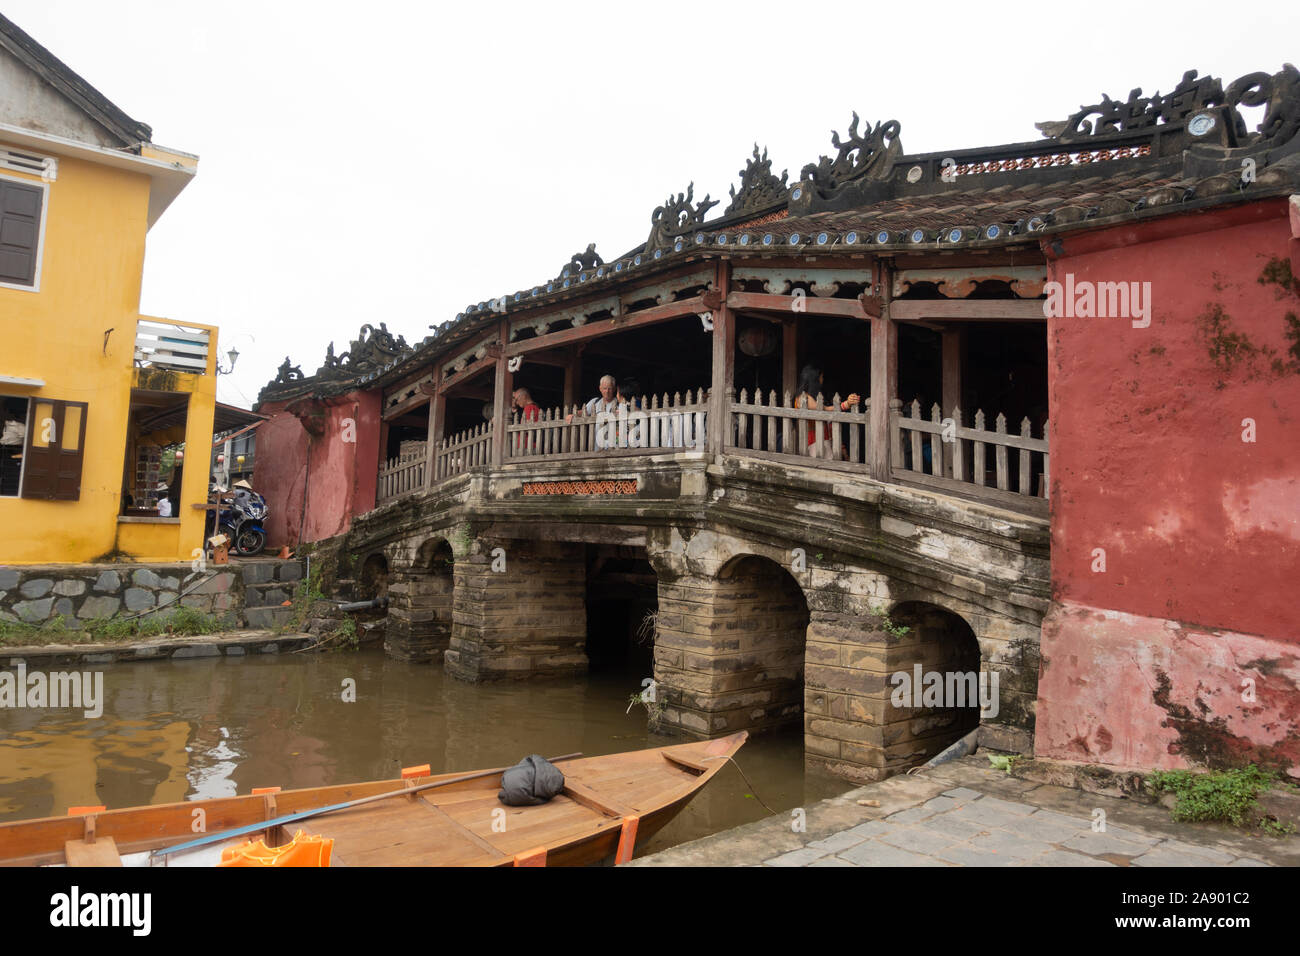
[[0, 605, 228, 646], [1147, 766, 1296, 834]]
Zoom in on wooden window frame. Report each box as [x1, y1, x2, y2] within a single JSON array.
[[0, 171, 50, 293], [20, 399, 88, 501]]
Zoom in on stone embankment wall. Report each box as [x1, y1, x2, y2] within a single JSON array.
[[0, 560, 304, 630]]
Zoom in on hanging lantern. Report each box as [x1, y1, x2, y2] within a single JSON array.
[[216, 454, 225, 464], [738, 324, 778, 357], [482, 402, 494, 421], [236, 455, 246, 465], [174, 449, 184, 461]]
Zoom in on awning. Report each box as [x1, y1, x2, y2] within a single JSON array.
[[213, 402, 268, 433]]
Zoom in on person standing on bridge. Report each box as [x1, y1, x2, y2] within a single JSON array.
[[513, 387, 542, 454], [566, 374, 619, 423], [795, 365, 860, 459]]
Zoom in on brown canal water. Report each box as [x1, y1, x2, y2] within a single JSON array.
[[0, 648, 850, 857]]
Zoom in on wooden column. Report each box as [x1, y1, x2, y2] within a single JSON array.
[[707, 261, 734, 458], [941, 327, 963, 477], [490, 320, 510, 469], [782, 320, 798, 396], [868, 263, 897, 482], [424, 365, 444, 490], [562, 346, 581, 410]]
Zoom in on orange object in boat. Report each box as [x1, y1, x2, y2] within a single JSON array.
[[218, 829, 333, 867]]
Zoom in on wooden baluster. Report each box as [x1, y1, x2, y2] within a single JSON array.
[[737, 388, 748, 449], [780, 390, 793, 458], [849, 394, 861, 463], [929, 403, 942, 476], [1019, 417, 1032, 494], [973, 410, 986, 486], [951, 406, 965, 482], [995, 413, 1009, 490], [1041, 421, 1050, 498], [909, 400, 922, 472], [766, 390, 778, 452], [831, 394, 843, 460]]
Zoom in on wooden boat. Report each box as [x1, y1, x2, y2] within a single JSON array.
[[0, 731, 747, 867]]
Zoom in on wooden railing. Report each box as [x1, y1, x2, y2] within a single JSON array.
[[377, 445, 426, 503], [403, 388, 1049, 517], [435, 423, 493, 480], [727, 389, 870, 471], [891, 400, 1048, 509], [507, 391, 707, 461]]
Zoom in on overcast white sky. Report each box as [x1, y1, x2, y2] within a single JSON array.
[[6, 0, 1299, 407]]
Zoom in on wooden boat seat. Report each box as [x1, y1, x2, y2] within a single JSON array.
[[64, 836, 122, 867]]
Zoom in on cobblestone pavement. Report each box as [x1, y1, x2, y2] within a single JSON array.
[[629, 756, 1300, 867]]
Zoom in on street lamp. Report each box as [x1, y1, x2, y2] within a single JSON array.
[[216, 347, 240, 375]]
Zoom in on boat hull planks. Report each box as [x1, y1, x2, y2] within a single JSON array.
[[0, 732, 748, 867]]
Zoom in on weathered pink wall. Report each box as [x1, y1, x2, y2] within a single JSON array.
[[253, 390, 381, 547], [1037, 201, 1300, 776]]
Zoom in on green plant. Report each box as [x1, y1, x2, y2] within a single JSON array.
[[335, 615, 358, 649], [988, 754, 1019, 774], [869, 604, 910, 638], [626, 690, 666, 732], [1147, 766, 1293, 833], [295, 564, 326, 604]]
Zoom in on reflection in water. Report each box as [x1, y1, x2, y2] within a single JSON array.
[[0, 650, 849, 853]]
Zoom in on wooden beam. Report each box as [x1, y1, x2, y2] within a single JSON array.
[[889, 300, 1046, 322], [782, 321, 798, 397], [504, 296, 705, 357], [509, 349, 571, 367], [382, 386, 435, 422], [727, 291, 868, 320], [438, 350, 498, 394], [708, 262, 734, 458], [869, 263, 897, 482]]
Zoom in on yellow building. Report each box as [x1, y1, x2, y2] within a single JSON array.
[[0, 14, 214, 563]]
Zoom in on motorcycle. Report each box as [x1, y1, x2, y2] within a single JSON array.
[[212, 484, 269, 556]]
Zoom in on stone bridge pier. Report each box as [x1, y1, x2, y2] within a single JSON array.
[[444, 536, 588, 681], [383, 536, 455, 663], [646, 525, 1041, 783]]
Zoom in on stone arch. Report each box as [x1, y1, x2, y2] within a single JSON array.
[[880, 600, 986, 769], [653, 551, 809, 738], [385, 535, 454, 663], [358, 551, 389, 601]]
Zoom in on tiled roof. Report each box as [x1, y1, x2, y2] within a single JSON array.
[[263, 64, 1300, 399]]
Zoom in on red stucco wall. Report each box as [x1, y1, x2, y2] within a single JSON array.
[[253, 390, 381, 547], [1036, 201, 1300, 775]]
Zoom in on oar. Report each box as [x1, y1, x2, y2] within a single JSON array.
[[151, 752, 583, 860]]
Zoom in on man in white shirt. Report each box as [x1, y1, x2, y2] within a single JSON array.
[[156, 482, 173, 517], [566, 374, 620, 423]]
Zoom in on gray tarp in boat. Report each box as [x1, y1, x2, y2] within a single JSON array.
[[498, 754, 566, 806]]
